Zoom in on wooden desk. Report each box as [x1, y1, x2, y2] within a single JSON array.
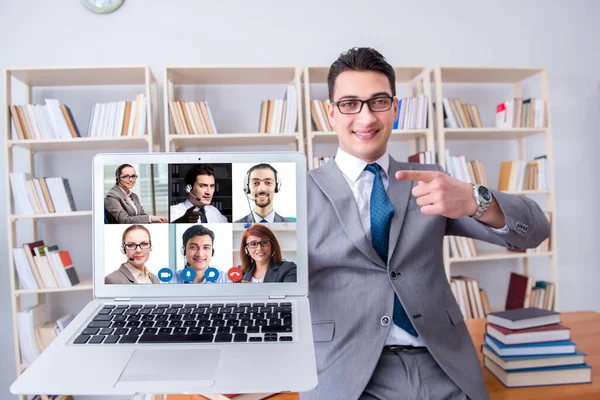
[[465, 311, 600, 399]]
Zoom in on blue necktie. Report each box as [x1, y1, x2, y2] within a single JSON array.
[[365, 163, 418, 337], [260, 219, 268, 223]]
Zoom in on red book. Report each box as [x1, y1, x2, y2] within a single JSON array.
[[487, 323, 570, 345], [505, 272, 533, 310]]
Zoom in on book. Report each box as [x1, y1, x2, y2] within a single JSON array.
[[505, 272, 533, 309], [484, 334, 575, 357], [482, 345, 586, 370], [486, 323, 570, 345], [484, 357, 591, 387], [487, 307, 560, 330]]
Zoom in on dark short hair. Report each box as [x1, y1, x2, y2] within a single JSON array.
[[247, 163, 277, 180], [327, 47, 396, 101], [116, 164, 134, 178], [182, 225, 215, 248], [122, 224, 150, 244], [185, 165, 215, 186]]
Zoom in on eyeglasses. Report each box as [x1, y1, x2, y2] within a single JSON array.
[[246, 239, 271, 249], [333, 96, 394, 114], [120, 174, 138, 180], [123, 242, 151, 250]]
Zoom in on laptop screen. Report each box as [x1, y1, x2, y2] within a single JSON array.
[[102, 161, 298, 286]]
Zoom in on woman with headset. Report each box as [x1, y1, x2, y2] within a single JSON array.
[[105, 224, 160, 284], [105, 164, 168, 224], [238, 224, 297, 283]]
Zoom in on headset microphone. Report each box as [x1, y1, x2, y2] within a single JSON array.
[[186, 184, 204, 203], [128, 257, 135, 262]]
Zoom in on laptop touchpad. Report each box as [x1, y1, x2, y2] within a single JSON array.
[[116, 348, 220, 384]]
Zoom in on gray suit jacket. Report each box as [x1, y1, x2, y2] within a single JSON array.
[[104, 185, 149, 224], [302, 156, 550, 400], [234, 212, 289, 223], [241, 260, 297, 282], [104, 263, 160, 284]]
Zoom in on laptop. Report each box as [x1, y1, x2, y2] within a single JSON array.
[[11, 152, 317, 396]]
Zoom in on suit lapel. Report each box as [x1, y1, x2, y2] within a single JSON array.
[[387, 157, 414, 262], [311, 160, 385, 268], [264, 262, 280, 282], [114, 186, 135, 215], [119, 264, 135, 283]]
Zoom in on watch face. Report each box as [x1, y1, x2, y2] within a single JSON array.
[[478, 186, 492, 202]]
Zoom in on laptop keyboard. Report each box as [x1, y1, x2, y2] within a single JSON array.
[[73, 302, 293, 345]]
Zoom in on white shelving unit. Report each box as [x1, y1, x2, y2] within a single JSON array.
[[433, 66, 558, 312], [4, 65, 157, 399], [163, 66, 305, 153]]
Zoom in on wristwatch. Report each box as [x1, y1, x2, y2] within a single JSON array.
[[471, 184, 492, 219]]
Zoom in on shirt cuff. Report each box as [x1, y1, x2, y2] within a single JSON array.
[[488, 223, 509, 234], [149, 215, 153, 223]]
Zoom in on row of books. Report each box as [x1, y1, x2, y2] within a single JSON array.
[[13, 239, 80, 290], [442, 98, 483, 128], [444, 150, 488, 186], [310, 99, 332, 132], [311, 156, 331, 169], [498, 156, 549, 192], [506, 272, 555, 311], [482, 307, 591, 387], [407, 150, 435, 164], [168, 100, 217, 135], [496, 98, 547, 128], [88, 93, 147, 137], [448, 236, 478, 259], [258, 84, 298, 134], [451, 275, 490, 320], [9, 100, 81, 140], [18, 303, 74, 364], [393, 95, 429, 129], [9, 172, 77, 215]]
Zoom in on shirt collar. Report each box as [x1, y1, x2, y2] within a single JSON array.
[[117, 185, 132, 198], [253, 210, 274, 223], [124, 262, 146, 280], [334, 147, 390, 183]]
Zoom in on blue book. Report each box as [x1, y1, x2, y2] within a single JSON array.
[[484, 334, 575, 357], [393, 98, 401, 130], [482, 344, 586, 370], [485, 357, 592, 387]]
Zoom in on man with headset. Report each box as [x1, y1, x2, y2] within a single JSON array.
[[170, 164, 228, 223], [234, 163, 291, 223], [170, 225, 230, 284]]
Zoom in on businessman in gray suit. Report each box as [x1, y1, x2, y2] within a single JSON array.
[[303, 48, 551, 400], [235, 163, 291, 223], [104, 164, 167, 224]]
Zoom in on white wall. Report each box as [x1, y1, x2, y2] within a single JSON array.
[[1, 0, 599, 398]]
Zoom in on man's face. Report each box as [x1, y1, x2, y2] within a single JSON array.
[[185, 235, 213, 271], [328, 70, 398, 162], [191, 174, 215, 206], [249, 168, 276, 208]]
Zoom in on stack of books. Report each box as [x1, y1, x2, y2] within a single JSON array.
[[482, 308, 592, 387]]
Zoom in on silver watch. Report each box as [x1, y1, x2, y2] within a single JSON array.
[[471, 184, 492, 219]]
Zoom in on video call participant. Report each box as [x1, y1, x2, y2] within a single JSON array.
[[238, 224, 297, 283], [105, 164, 168, 224], [170, 165, 228, 223], [171, 225, 230, 284], [235, 163, 290, 223], [105, 224, 160, 284]]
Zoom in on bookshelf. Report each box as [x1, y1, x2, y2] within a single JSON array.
[[163, 66, 305, 153], [4, 65, 157, 399], [303, 66, 435, 169], [432, 66, 558, 313]]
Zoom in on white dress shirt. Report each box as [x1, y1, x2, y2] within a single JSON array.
[[252, 210, 276, 223], [334, 148, 509, 346], [170, 199, 228, 223], [123, 262, 153, 284]]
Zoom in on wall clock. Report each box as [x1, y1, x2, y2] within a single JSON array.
[[81, 0, 124, 14]]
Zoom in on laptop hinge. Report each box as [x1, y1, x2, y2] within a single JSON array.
[[113, 298, 130, 301], [269, 295, 286, 299]]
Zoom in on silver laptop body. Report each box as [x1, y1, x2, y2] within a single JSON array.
[[11, 152, 317, 396]]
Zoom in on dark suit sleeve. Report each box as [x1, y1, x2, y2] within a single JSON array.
[[280, 261, 297, 282], [105, 191, 150, 224]]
